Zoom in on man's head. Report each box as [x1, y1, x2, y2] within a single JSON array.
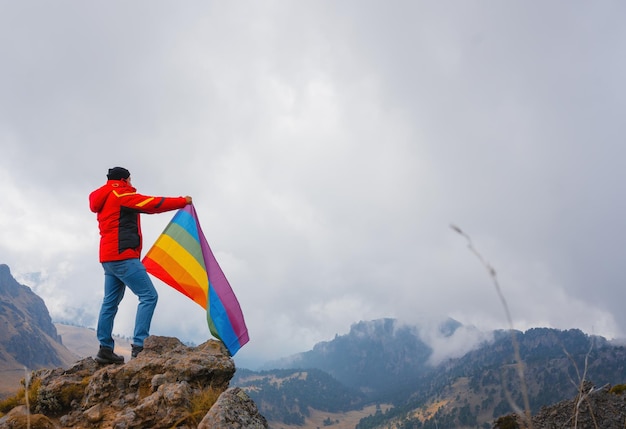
[[107, 167, 131, 181]]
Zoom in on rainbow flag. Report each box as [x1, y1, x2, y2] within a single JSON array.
[[142, 204, 249, 355]]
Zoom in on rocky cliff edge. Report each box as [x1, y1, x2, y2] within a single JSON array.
[[0, 335, 267, 429], [494, 381, 626, 429]]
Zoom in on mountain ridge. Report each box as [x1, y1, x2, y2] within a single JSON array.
[[235, 319, 626, 428], [0, 264, 77, 397]]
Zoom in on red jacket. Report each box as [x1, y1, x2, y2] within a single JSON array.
[[89, 180, 188, 262]]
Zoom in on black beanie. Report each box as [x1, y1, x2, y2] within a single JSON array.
[[107, 167, 130, 180]]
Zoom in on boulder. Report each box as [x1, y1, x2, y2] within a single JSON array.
[[0, 336, 267, 429]]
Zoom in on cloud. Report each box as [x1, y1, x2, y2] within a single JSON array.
[[422, 324, 495, 367]]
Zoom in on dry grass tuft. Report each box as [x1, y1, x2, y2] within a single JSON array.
[[169, 386, 223, 428], [609, 384, 626, 395], [0, 374, 40, 414]]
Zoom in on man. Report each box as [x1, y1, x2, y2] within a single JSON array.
[[89, 167, 192, 364]]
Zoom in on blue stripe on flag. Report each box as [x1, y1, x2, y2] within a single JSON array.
[[171, 210, 200, 242], [208, 284, 240, 354]]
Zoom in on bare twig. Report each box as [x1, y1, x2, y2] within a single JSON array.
[[563, 336, 598, 429], [23, 366, 31, 429], [450, 224, 533, 428]]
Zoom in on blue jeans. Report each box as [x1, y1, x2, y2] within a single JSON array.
[[97, 258, 158, 349]]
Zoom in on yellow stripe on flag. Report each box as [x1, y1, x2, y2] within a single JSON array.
[[147, 246, 208, 307], [154, 235, 207, 285], [154, 235, 208, 294]]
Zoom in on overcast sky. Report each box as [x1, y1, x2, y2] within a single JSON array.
[[1, 1, 625, 369]]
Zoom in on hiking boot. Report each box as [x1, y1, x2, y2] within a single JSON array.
[[131, 344, 144, 358], [95, 346, 125, 365]]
